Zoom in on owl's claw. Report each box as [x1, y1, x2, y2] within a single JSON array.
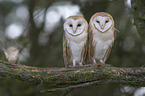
[[73, 60, 76, 67], [99, 59, 105, 64], [79, 62, 83, 66], [93, 59, 97, 64]]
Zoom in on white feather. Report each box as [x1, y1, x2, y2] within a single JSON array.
[[70, 39, 86, 62], [93, 28, 114, 60]]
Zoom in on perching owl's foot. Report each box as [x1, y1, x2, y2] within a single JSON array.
[[93, 59, 105, 64], [92, 63, 111, 67], [93, 59, 97, 64], [79, 62, 83, 66], [91, 59, 111, 67], [99, 60, 105, 64], [72, 60, 76, 67]]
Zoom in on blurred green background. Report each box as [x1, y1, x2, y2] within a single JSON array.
[[0, 0, 145, 96]]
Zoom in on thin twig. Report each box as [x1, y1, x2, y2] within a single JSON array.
[[61, 89, 73, 96]]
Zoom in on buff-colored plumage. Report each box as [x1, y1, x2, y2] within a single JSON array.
[[63, 16, 88, 67], [88, 12, 118, 64]]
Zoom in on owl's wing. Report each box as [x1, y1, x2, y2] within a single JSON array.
[[114, 27, 119, 39], [103, 28, 118, 62], [63, 34, 71, 67], [87, 26, 95, 64], [114, 27, 119, 33], [103, 44, 112, 63], [81, 42, 87, 64]]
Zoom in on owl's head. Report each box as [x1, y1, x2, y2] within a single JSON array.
[[64, 16, 88, 36], [90, 12, 114, 33]]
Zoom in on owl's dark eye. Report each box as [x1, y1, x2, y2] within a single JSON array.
[[69, 24, 73, 27], [77, 24, 81, 27], [105, 20, 109, 23], [96, 21, 100, 23]]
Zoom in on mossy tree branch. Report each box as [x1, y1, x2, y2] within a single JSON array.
[[0, 60, 145, 93]]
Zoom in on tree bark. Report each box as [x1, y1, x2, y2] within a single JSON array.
[[0, 60, 144, 93]]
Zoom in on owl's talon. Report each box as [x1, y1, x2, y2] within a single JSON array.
[[93, 59, 97, 64], [79, 62, 83, 66], [72, 60, 76, 67], [99, 60, 105, 64]]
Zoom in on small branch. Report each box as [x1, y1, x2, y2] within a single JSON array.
[[0, 60, 145, 93], [61, 89, 73, 96]]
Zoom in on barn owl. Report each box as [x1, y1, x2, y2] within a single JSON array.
[[63, 16, 88, 67], [88, 12, 118, 64]]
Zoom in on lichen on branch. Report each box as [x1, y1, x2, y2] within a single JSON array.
[[0, 60, 145, 93]]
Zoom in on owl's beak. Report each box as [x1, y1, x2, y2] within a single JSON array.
[[100, 24, 105, 30], [73, 27, 77, 33]]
